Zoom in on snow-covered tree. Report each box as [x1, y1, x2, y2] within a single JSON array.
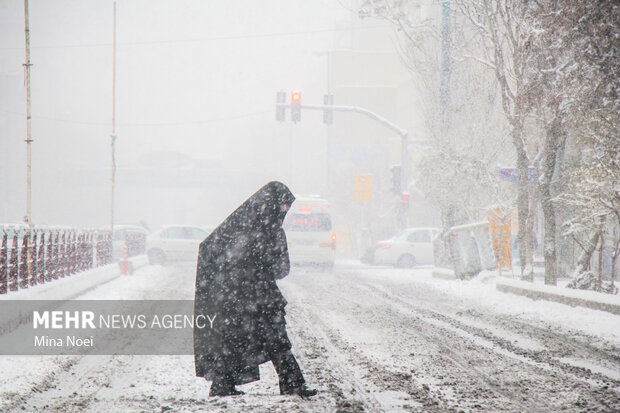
[[452, 0, 541, 279], [518, 0, 618, 287], [359, 0, 618, 287], [527, 0, 619, 291], [359, 0, 512, 226]]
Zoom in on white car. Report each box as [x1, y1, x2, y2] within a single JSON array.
[[146, 225, 210, 264], [370, 227, 441, 268], [284, 197, 336, 271]]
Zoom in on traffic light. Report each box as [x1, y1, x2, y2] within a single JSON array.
[[401, 192, 410, 209], [323, 94, 333, 125], [291, 91, 301, 123], [390, 165, 401, 194], [276, 91, 286, 122]]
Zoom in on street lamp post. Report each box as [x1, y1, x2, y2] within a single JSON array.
[[23, 0, 32, 231], [110, 0, 117, 236], [23, 0, 33, 277]]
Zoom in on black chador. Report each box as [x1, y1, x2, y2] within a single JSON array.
[[194, 181, 317, 397]]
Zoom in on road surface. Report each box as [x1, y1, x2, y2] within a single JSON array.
[[1, 262, 618, 412]]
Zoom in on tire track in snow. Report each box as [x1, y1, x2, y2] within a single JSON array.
[[288, 274, 534, 412], [285, 269, 620, 412], [332, 271, 620, 412], [284, 282, 389, 412], [359, 277, 620, 388], [354, 285, 541, 412], [284, 275, 456, 412]]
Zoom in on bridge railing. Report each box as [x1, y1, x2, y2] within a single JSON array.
[[0, 226, 113, 295]]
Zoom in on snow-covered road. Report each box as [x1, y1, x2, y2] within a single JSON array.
[[1, 262, 619, 412]]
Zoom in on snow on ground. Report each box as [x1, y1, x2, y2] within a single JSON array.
[[0, 261, 175, 409], [341, 260, 620, 346], [0, 260, 618, 412], [283, 263, 620, 412]]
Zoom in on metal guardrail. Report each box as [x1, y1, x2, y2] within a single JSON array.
[[0, 226, 113, 295]]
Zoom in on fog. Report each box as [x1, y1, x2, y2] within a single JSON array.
[[1, 0, 410, 236], [0, 3, 618, 409]]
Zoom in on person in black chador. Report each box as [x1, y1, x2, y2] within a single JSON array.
[[194, 181, 317, 398]]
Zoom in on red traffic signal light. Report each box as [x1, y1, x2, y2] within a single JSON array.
[[291, 91, 301, 123], [402, 192, 409, 201]]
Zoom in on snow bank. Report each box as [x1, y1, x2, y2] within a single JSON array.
[[0, 255, 148, 302], [0, 255, 148, 335]]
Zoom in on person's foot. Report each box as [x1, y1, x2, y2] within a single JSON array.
[[209, 385, 245, 397], [281, 385, 318, 398]]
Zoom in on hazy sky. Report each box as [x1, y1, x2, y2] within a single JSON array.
[[1, 0, 389, 228], [3, 0, 354, 158]]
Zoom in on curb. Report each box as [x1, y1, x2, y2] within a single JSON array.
[[432, 268, 457, 280], [496, 282, 620, 315]]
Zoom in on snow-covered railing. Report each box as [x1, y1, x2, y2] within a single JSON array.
[[0, 225, 113, 295]]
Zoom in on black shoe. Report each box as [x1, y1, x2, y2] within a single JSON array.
[[209, 385, 245, 397], [281, 385, 318, 398]]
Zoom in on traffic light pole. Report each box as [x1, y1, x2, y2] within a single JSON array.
[[276, 100, 409, 228], [297, 102, 410, 212]]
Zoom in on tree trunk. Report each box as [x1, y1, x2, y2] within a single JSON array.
[[611, 236, 619, 291], [525, 184, 537, 281], [598, 229, 604, 292], [540, 119, 563, 286], [444, 207, 463, 278], [572, 224, 602, 278], [541, 179, 557, 286], [515, 143, 531, 280]]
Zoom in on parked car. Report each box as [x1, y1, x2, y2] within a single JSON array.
[[146, 225, 209, 264], [283, 196, 336, 271], [366, 227, 441, 268], [112, 224, 148, 260]]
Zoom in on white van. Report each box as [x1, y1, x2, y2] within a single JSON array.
[[284, 197, 336, 271]]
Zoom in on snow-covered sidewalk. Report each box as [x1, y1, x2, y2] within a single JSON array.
[[432, 265, 620, 315], [496, 276, 620, 315]]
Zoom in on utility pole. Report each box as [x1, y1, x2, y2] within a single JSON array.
[[440, 0, 451, 122], [440, 0, 461, 277], [23, 0, 32, 231], [324, 53, 332, 199], [110, 0, 117, 236], [23, 0, 33, 278]]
